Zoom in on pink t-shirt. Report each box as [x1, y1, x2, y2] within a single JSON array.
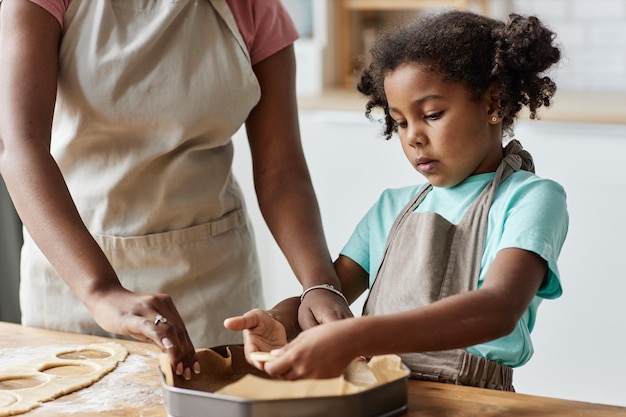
[[29, 0, 298, 65]]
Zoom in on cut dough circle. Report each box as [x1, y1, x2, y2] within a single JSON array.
[[0, 342, 127, 416], [0, 392, 18, 409], [249, 351, 278, 363]]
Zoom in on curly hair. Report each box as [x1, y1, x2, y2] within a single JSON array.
[[357, 10, 561, 139]]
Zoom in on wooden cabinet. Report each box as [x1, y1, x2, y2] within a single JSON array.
[[335, 0, 489, 88]]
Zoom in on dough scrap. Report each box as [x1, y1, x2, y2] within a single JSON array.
[[0, 342, 127, 416]]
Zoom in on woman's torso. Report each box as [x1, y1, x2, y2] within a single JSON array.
[[18, 0, 295, 346]]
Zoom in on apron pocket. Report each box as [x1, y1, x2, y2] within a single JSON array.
[[95, 209, 245, 250]]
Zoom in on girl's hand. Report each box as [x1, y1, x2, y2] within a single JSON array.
[[298, 289, 354, 330], [224, 309, 288, 370], [263, 318, 357, 380], [87, 287, 199, 380]]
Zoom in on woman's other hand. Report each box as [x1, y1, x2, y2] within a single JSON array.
[[298, 256, 367, 329], [298, 289, 353, 329]]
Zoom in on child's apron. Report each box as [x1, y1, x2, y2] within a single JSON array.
[[363, 140, 534, 391], [20, 0, 263, 348]]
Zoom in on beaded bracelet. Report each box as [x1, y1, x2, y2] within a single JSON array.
[[300, 284, 348, 305]]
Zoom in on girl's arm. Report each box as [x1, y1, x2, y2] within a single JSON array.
[[263, 247, 546, 379], [223, 298, 298, 369], [0, 0, 197, 377], [334, 255, 370, 305], [245, 45, 353, 329]]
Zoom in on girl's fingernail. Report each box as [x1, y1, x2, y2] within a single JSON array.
[[184, 368, 192, 380], [162, 337, 174, 349], [176, 362, 183, 376], [193, 361, 201, 374]]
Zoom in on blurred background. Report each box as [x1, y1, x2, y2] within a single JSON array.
[[241, 0, 626, 407], [1, 0, 625, 407]]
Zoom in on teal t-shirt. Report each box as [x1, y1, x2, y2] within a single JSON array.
[[341, 171, 568, 367]]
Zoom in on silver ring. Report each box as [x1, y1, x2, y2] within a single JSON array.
[[154, 314, 168, 325]]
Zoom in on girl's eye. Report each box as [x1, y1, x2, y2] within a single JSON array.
[[424, 111, 443, 121], [393, 119, 408, 129]]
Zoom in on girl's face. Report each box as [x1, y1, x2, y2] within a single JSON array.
[[384, 63, 503, 188]]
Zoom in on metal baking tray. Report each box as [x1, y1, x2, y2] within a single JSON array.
[[159, 346, 408, 417]]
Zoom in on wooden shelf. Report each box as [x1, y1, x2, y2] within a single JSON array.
[[298, 88, 626, 126], [335, 0, 489, 88], [341, 0, 487, 10]]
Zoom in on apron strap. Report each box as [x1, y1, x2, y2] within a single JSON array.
[[363, 140, 534, 391]]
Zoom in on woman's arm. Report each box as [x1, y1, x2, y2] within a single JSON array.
[[263, 247, 546, 379], [0, 0, 197, 377], [245, 44, 353, 328]]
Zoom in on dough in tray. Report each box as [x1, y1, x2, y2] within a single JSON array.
[[0, 342, 127, 416]]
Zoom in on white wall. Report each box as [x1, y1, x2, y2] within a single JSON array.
[[511, 0, 626, 92], [512, 121, 626, 406], [232, 112, 626, 407]]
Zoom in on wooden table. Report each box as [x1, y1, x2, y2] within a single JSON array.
[[1, 322, 624, 416]]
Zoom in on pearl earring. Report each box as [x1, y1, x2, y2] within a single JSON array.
[[491, 116, 498, 122]]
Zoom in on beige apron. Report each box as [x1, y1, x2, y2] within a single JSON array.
[[20, 0, 263, 347], [363, 140, 534, 391]]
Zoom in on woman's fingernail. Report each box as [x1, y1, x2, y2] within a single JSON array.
[[193, 361, 201, 374], [184, 368, 191, 380], [176, 362, 183, 376], [162, 337, 174, 349]]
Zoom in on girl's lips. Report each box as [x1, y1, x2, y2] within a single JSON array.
[[415, 157, 438, 173]]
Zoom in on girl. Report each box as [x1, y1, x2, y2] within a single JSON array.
[[224, 10, 567, 391]]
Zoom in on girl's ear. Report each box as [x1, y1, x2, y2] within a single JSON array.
[[486, 83, 501, 124]]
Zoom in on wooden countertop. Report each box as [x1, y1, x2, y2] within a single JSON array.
[[1, 321, 625, 416], [298, 89, 626, 125]]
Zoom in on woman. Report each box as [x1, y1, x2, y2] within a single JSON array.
[[0, 0, 352, 380]]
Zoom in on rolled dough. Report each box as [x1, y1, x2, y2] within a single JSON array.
[[0, 342, 127, 416]]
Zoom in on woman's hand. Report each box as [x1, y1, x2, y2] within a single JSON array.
[[223, 309, 288, 370], [263, 318, 358, 380], [298, 289, 354, 330], [87, 287, 199, 380]]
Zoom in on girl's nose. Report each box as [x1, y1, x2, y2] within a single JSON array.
[[406, 125, 425, 147]]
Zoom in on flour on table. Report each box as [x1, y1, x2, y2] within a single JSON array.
[[0, 343, 128, 416], [32, 350, 162, 414]]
